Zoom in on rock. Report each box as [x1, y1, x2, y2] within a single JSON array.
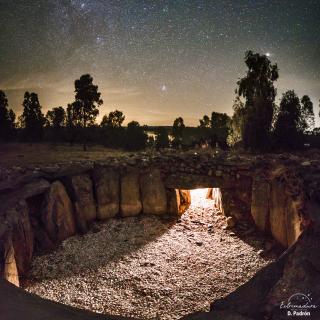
[[120, 170, 142, 217], [8, 201, 34, 277], [251, 178, 270, 232], [140, 169, 167, 215], [167, 189, 181, 215], [264, 241, 273, 251], [41, 181, 76, 243], [206, 188, 213, 199], [179, 190, 191, 213], [286, 200, 303, 247], [269, 179, 288, 247], [68, 174, 96, 232], [269, 179, 302, 248], [215, 170, 222, 177], [1, 235, 19, 287], [257, 249, 264, 256], [226, 216, 236, 228], [0, 277, 136, 320], [93, 167, 120, 219]]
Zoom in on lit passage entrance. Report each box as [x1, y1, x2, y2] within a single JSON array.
[[174, 188, 223, 218]]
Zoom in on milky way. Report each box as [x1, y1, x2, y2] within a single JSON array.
[[0, 0, 319, 125]]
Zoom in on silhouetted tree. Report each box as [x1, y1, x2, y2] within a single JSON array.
[[228, 97, 245, 146], [236, 51, 279, 150], [46, 106, 66, 128], [124, 121, 147, 150], [45, 106, 66, 143], [20, 92, 45, 142], [100, 110, 125, 128], [155, 127, 170, 149], [73, 74, 103, 150], [210, 112, 230, 149], [0, 90, 16, 141], [274, 90, 304, 149], [300, 95, 314, 132], [199, 115, 210, 128], [100, 110, 126, 148], [172, 117, 185, 147]]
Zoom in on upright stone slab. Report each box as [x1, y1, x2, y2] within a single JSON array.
[[179, 190, 191, 213], [269, 179, 288, 247], [286, 200, 303, 246], [93, 167, 120, 219], [1, 235, 19, 287], [140, 169, 167, 215], [9, 201, 34, 277], [41, 181, 76, 243], [251, 178, 270, 232], [167, 189, 181, 215], [121, 170, 142, 217], [69, 174, 96, 232]]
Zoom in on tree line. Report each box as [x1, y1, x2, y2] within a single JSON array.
[[0, 74, 148, 151], [0, 51, 319, 151]]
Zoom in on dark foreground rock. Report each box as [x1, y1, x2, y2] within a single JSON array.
[[0, 279, 135, 320]]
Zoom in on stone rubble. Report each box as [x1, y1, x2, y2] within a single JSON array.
[[24, 190, 274, 320]]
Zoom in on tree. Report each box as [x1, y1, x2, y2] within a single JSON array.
[[236, 50, 279, 150], [20, 92, 45, 142], [274, 90, 304, 149], [100, 110, 126, 148], [45, 106, 66, 143], [228, 97, 245, 146], [73, 74, 103, 150], [155, 127, 170, 149], [124, 121, 147, 150], [46, 106, 66, 129], [300, 95, 314, 132], [100, 110, 125, 128], [210, 112, 231, 149], [0, 90, 15, 141], [172, 117, 185, 147], [199, 115, 210, 128]]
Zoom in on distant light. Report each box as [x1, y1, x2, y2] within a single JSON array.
[[266, 52, 271, 57]]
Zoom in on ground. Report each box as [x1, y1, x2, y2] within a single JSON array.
[[0, 143, 131, 166], [24, 189, 276, 320]]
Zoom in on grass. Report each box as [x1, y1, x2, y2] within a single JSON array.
[[0, 143, 132, 167]]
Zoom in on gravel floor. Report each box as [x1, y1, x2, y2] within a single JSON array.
[[24, 189, 275, 320]]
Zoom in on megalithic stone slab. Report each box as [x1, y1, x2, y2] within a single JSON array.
[[140, 169, 167, 215], [9, 200, 33, 277], [1, 234, 19, 287], [120, 170, 142, 217], [41, 181, 77, 243], [93, 167, 120, 220], [68, 174, 97, 232], [251, 178, 270, 232]]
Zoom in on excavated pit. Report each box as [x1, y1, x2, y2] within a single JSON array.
[[23, 189, 275, 320]]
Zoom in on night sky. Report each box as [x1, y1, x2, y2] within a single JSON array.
[[0, 0, 319, 125]]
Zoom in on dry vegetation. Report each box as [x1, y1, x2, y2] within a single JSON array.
[[0, 143, 131, 166]]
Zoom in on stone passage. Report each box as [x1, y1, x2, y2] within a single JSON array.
[[0, 152, 309, 289], [24, 189, 273, 320]]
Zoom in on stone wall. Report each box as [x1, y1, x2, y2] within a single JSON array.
[[0, 152, 314, 286]]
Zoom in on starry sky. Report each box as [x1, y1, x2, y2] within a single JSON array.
[[0, 0, 319, 126]]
